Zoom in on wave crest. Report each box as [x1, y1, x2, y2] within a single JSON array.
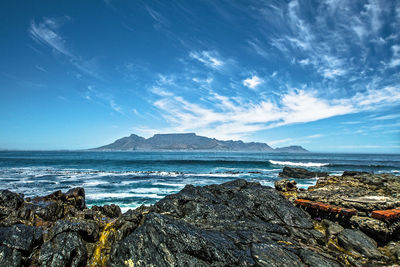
[[268, 160, 328, 167]]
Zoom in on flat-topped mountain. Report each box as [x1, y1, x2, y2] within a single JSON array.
[[94, 133, 309, 152]]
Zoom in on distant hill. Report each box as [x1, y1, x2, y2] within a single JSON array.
[[93, 133, 309, 153]]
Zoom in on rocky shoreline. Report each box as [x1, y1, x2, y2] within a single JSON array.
[[0, 169, 399, 266]]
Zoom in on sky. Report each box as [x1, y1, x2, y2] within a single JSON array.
[[0, 0, 399, 153]]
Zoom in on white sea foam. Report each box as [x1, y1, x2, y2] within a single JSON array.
[[268, 160, 328, 167], [153, 182, 186, 187], [130, 187, 177, 194], [87, 192, 163, 200], [83, 180, 108, 187]]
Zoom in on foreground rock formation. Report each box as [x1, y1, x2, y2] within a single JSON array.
[[275, 170, 400, 265], [0, 174, 399, 266]]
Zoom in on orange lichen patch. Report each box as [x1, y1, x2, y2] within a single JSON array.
[[294, 199, 358, 217], [371, 209, 400, 221], [294, 199, 312, 206], [34, 218, 51, 228], [329, 206, 341, 213], [317, 203, 331, 212]]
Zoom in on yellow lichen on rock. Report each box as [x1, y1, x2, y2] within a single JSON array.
[[88, 220, 117, 267], [124, 259, 135, 267]]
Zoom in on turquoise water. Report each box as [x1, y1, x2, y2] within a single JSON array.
[[0, 151, 399, 212]]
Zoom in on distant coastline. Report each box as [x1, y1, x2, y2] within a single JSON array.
[[92, 133, 309, 153]]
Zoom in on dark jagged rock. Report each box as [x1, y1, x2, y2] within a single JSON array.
[[342, 171, 370, 176], [109, 213, 256, 266], [91, 204, 121, 218], [0, 245, 22, 267], [49, 220, 99, 242], [109, 180, 342, 266], [0, 179, 399, 266], [337, 229, 382, 259], [275, 179, 298, 192], [0, 224, 43, 252], [0, 189, 24, 210], [279, 166, 328, 178], [39, 232, 87, 266], [0, 224, 42, 266]]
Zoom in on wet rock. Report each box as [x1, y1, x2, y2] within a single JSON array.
[[66, 187, 86, 210], [22, 201, 64, 222], [275, 179, 298, 192], [342, 171, 370, 176], [0, 245, 22, 267], [49, 220, 99, 242], [321, 219, 344, 237], [298, 174, 400, 212], [0, 224, 43, 252], [109, 180, 339, 266], [297, 248, 341, 267], [39, 231, 87, 267], [381, 241, 400, 263], [0, 189, 24, 210], [109, 213, 255, 266], [91, 204, 121, 218], [337, 229, 382, 259], [250, 242, 302, 266], [279, 167, 328, 179]]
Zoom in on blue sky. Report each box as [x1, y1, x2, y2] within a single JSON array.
[[0, 0, 399, 152]]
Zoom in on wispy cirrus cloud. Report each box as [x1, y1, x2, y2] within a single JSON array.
[[189, 50, 224, 69], [150, 86, 355, 140], [29, 17, 101, 78]]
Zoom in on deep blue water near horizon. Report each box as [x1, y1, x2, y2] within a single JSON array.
[[0, 151, 399, 212]]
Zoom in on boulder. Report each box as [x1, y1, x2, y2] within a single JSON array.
[[279, 167, 328, 179], [109, 179, 340, 266], [49, 220, 99, 242], [0, 190, 24, 209], [0, 224, 42, 252], [91, 204, 121, 218], [275, 179, 298, 192], [39, 231, 87, 267], [0, 246, 22, 267], [337, 229, 382, 259]]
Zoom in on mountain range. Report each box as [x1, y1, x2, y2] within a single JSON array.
[[94, 133, 309, 152]]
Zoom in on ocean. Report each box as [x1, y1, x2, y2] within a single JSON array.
[[0, 151, 399, 212]]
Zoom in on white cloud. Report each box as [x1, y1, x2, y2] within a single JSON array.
[[392, 45, 400, 57], [110, 100, 124, 114], [370, 114, 400, 121], [388, 58, 400, 68], [29, 17, 100, 78], [189, 51, 223, 69], [298, 59, 310, 65], [354, 86, 400, 107], [247, 39, 269, 58], [243, 75, 263, 89], [30, 18, 72, 57], [150, 88, 355, 140], [322, 68, 346, 78], [280, 90, 353, 124]]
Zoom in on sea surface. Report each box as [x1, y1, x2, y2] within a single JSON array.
[[0, 151, 399, 212]]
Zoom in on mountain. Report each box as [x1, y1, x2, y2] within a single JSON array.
[[94, 133, 309, 152], [274, 146, 309, 153]]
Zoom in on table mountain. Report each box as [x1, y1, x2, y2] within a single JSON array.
[[93, 133, 309, 152]]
